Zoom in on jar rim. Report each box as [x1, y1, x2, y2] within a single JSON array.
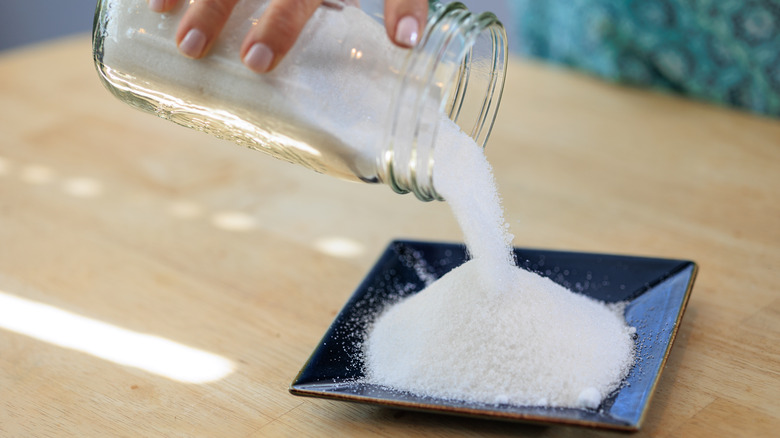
[[380, 3, 508, 202]]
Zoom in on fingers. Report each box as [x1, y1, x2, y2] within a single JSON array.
[[147, 0, 178, 13], [384, 0, 428, 48], [174, 0, 241, 59], [239, 0, 323, 73], [150, 0, 430, 74]]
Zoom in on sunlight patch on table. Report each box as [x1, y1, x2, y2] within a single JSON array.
[[20, 164, 55, 185], [211, 210, 257, 231], [0, 156, 10, 176], [313, 236, 365, 258], [0, 291, 235, 384], [62, 177, 103, 198], [168, 200, 204, 219]]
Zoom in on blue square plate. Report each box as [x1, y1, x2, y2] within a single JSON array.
[[290, 240, 697, 432]]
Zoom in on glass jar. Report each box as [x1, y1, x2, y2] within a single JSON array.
[[92, 0, 507, 201]]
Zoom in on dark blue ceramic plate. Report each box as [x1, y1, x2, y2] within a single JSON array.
[[290, 240, 697, 432]]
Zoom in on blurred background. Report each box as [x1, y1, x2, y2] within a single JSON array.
[[1, 0, 777, 117], [0, 0, 99, 52]]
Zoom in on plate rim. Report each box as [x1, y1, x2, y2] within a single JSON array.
[[290, 239, 698, 432]]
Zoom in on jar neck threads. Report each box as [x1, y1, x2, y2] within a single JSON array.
[[380, 2, 508, 202]]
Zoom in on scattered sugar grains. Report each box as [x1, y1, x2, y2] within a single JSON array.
[[363, 120, 636, 409]]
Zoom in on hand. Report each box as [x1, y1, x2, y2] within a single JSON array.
[[147, 0, 428, 73]]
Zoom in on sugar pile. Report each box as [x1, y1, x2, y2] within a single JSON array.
[[363, 119, 636, 409]]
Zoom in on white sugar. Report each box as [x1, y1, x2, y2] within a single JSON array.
[[364, 120, 636, 409], [102, 0, 635, 410], [365, 260, 635, 407], [431, 120, 516, 293]]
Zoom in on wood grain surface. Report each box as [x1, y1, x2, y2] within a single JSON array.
[[0, 36, 778, 437]]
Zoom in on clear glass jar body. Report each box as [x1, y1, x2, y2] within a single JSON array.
[[92, 0, 507, 201]]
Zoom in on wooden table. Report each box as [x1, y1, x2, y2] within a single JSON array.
[[1, 36, 778, 437]]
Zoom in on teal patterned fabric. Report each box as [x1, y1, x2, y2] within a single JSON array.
[[508, 0, 780, 117]]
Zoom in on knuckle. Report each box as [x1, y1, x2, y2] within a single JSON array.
[[195, 0, 235, 21], [263, 0, 318, 40]]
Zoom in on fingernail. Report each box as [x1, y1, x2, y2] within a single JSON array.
[[395, 16, 420, 47], [243, 43, 274, 73], [179, 28, 207, 58], [148, 0, 165, 12]]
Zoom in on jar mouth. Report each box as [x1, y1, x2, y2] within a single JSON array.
[[382, 3, 508, 202]]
